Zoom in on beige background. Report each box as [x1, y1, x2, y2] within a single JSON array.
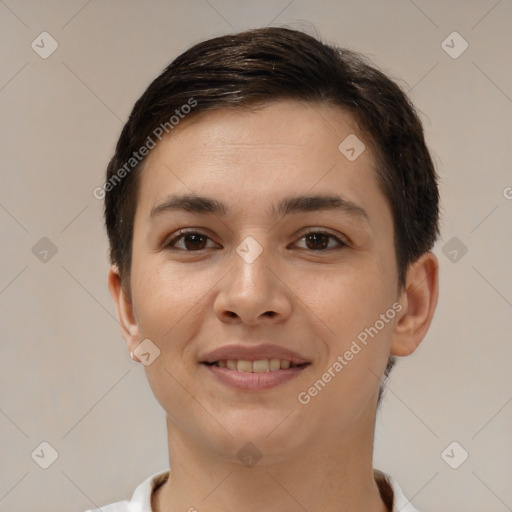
[[1, 1, 511, 511]]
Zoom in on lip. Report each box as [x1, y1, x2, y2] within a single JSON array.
[[200, 343, 309, 365], [203, 363, 308, 391]]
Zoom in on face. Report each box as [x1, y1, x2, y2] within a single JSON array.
[[122, 100, 404, 461]]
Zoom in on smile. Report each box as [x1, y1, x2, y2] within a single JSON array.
[[205, 359, 306, 372], [202, 360, 310, 391]]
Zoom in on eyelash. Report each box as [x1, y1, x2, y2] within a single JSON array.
[[163, 229, 348, 252]]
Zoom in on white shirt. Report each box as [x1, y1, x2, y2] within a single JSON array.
[[85, 469, 419, 512]]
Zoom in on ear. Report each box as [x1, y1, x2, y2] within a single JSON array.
[[390, 251, 439, 357], [108, 265, 140, 353]]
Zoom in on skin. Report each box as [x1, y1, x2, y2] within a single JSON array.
[[108, 100, 439, 512]]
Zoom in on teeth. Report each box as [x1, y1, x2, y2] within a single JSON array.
[[215, 358, 300, 372], [236, 360, 253, 372], [269, 358, 281, 370]]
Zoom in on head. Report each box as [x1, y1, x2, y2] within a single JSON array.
[[105, 27, 439, 459]]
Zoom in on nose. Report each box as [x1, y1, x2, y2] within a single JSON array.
[[213, 241, 292, 326]]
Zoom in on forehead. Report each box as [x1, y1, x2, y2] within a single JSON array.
[[158, 100, 366, 161], [135, 100, 390, 227]]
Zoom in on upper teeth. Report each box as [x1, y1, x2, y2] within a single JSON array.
[[216, 359, 296, 372]]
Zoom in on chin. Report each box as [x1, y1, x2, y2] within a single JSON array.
[[206, 411, 309, 458]]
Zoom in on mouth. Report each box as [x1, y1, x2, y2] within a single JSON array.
[[202, 360, 310, 391], [200, 344, 311, 390], [203, 359, 309, 372]]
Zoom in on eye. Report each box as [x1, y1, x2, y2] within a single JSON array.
[[164, 230, 218, 251], [163, 229, 348, 252], [293, 231, 347, 251]]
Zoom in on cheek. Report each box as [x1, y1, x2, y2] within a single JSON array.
[[133, 240, 206, 298], [299, 288, 396, 427], [297, 262, 393, 338], [300, 261, 396, 394], [131, 262, 195, 340], [130, 263, 209, 424]]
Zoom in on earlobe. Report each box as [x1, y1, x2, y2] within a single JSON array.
[[107, 265, 140, 353], [390, 252, 439, 357]]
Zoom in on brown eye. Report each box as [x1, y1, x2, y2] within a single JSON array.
[[305, 233, 329, 250], [295, 231, 347, 251], [165, 231, 216, 251]]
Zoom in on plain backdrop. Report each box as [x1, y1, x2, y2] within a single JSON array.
[[0, 1, 511, 511]]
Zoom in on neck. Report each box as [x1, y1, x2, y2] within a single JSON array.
[[153, 406, 388, 512]]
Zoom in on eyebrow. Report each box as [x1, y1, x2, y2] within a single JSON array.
[[149, 193, 370, 224]]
